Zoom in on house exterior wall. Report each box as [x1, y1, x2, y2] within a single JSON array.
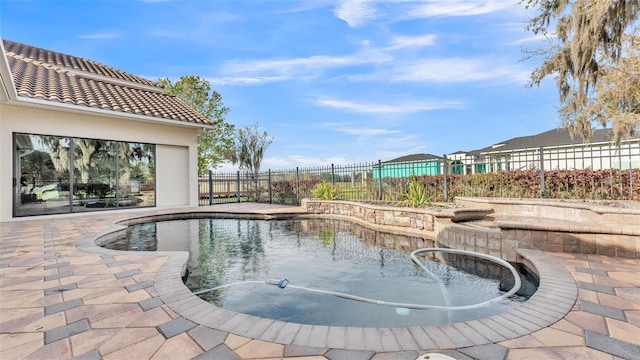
[[156, 144, 190, 206], [444, 140, 640, 175], [0, 103, 200, 221], [483, 141, 640, 172], [372, 161, 441, 179]]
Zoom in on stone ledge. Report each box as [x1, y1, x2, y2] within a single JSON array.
[[497, 219, 640, 236], [152, 240, 574, 351], [451, 197, 640, 259], [301, 199, 491, 237], [456, 197, 640, 226]]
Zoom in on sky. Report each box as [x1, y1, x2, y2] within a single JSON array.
[[0, 0, 562, 171]]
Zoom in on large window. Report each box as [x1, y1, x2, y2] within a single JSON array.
[[13, 133, 155, 217]]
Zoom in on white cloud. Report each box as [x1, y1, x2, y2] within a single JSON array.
[[221, 51, 390, 76], [214, 35, 528, 87], [208, 14, 528, 88], [290, 155, 350, 166], [510, 33, 556, 45], [262, 157, 293, 168], [215, 53, 529, 86], [392, 58, 500, 82], [231, 55, 355, 72], [408, 0, 518, 18], [342, 57, 530, 84], [386, 34, 437, 50], [317, 97, 463, 114], [261, 154, 352, 169], [334, 0, 377, 27], [213, 48, 393, 84], [209, 76, 289, 86]]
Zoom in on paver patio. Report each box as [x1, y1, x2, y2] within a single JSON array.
[[1, 203, 639, 359]]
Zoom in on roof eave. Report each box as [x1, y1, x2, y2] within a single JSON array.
[[0, 38, 18, 101], [6, 96, 216, 130]]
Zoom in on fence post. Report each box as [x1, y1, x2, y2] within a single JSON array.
[[268, 169, 272, 204], [208, 170, 213, 205], [443, 154, 448, 202], [609, 143, 614, 198], [629, 142, 634, 199], [618, 145, 624, 198], [331, 164, 335, 185], [377, 160, 382, 200], [296, 167, 300, 205], [236, 171, 241, 203], [539, 146, 545, 198]]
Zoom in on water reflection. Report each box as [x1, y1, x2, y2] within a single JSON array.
[[104, 218, 537, 327]]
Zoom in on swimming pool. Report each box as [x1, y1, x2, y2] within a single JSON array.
[[103, 217, 537, 327]]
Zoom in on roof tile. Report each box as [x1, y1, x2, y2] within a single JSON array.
[[3, 39, 214, 126]]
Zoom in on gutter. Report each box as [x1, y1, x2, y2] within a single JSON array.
[[1, 96, 217, 131]]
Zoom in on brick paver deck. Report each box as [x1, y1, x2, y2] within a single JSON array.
[[1, 204, 638, 359]]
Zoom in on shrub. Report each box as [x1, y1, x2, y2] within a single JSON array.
[[397, 176, 432, 207], [312, 181, 341, 200], [271, 180, 296, 203]]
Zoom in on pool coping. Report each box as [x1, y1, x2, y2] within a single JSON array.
[[85, 211, 578, 351]]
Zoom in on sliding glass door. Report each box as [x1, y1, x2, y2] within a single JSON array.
[[71, 139, 116, 212], [14, 133, 156, 217], [14, 134, 72, 216]]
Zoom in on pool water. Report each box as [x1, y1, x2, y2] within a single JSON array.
[[103, 218, 538, 327]]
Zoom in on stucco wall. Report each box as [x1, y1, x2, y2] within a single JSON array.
[[0, 104, 200, 221], [156, 145, 190, 207]]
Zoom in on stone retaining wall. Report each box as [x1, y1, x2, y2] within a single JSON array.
[[302, 198, 640, 260], [455, 197, 640, 226], [301, 199, 444, 238], [433, 218, 514, 260], [456, 197, 640, 259]]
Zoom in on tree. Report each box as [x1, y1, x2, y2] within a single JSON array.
[[523, 0, 640, 142], [39, 137, 102, 183], [592, 33, 640, 141], [158, 76, 234, 172], [225, 123, 274, 199]]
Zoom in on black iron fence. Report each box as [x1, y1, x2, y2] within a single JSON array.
[[199, 140, 640, 206]]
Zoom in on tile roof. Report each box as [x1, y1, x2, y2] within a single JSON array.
[[2, 39, 214, 126]]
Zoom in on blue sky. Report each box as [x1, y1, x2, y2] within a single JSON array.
[[0, 0, 561, 170]]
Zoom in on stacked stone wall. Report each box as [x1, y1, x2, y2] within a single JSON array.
[[302, 198, 639, 260]]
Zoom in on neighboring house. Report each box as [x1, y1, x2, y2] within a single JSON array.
[[0, 38, 215, 220], [446, 150, 486, 175], [372, 153, 443, 179], [378, 129, 640, 179], [468, 128, 640, 174]]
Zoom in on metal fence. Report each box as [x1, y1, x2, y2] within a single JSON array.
[[198, 140, 640, 206]]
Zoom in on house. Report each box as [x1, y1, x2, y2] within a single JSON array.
[[372, 153, 443, 179], [378, 128, 640, 179], [467, 128, 640, 174], [446, 150, 485, 175], [0, 38, 216, 220]]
